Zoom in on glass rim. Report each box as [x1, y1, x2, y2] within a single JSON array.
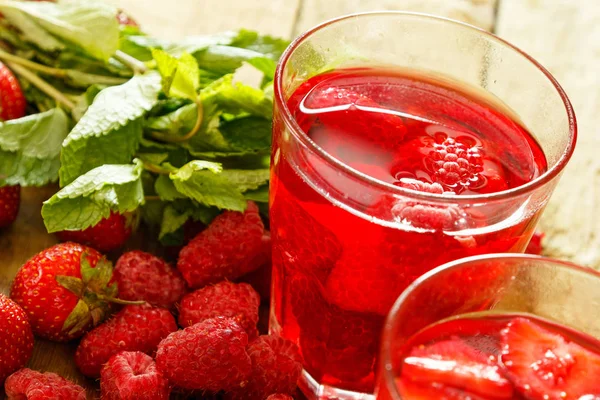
[[274, 11, 577, 204], [379, 253, 600, 399]]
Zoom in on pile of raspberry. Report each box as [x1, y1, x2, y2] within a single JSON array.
[[3, 201, 301, 400]]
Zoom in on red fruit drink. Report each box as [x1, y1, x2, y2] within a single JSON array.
[[270, 67, 548, 394], [378, 312, 600, 399]]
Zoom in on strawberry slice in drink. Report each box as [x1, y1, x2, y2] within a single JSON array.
[[401, 339, 514, 399], [500, 317, 600, 400]]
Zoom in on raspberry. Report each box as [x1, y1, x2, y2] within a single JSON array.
[[0, 185, 20, 229], [426, 134, 484, 192], [5, 368, 85, 400], [290, 272, 382, 383], [395, 177, 444, 194], [226, 335, 303, 400], [270, 184, 342, 283], [155, 317, 251, 391], [325, 247, 407, 316], [392, 201, 467, 231], [178, 281, 260, 339], [101, 351, 170, 400], [114, 251, 187, 309], [238, 231, 272, 300], [302, 86, 407, 149], [177, 201, 267, 288], [267, 394, 294, 400], [75, 304, 177, 378]]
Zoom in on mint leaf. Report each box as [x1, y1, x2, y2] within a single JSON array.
[[0, 7, 64, 52], [0, 0, 120, 61], [72, 84, 106, 122], [159, 204, 190, 243], [155, 174, 185, 201], [145, 103, 197, 136], [218, 116, 271, 152], [42, 161, 144, 233], [152, 49, 200, 101], [246, 57, 277, 80], [170, 160, 247, 211], [219, 169, 270, 192], [244, 184, 269, 203], [120, 32, 238, 61], [195, 45, 271, 75], [231, 29, 289, 60], [59, 73, 161, 186], [201, 74, 272, 118], [0, 108, 70, 186]]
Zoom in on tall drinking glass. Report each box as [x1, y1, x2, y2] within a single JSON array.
[[270, 12, 576, 399], [377, 254, 600, 399]]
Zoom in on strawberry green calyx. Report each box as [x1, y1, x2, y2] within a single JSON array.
[[55, 254, 142, 337]]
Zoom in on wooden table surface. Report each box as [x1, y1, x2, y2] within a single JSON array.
[[1, 0, 599, 398]]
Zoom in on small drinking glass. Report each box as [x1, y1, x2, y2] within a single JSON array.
[[377, 254, 600, 399], [270, 12, 577, 399]]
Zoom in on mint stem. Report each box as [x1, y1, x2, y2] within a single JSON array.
[[150, 98, 204, 143], [114, 50, 148, 75], [8, 62, 75, 110], [0, 49, 67, 77], [141, 161, 171, 175]]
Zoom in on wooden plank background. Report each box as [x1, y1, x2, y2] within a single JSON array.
[[1, 0, 599, 398]]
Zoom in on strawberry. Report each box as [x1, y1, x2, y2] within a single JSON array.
[[500, 317, 600, 400], [5, 368, 85, 400], [525, 231, 544, 255], [266, 395, 293, 400], [101, 351, 170, 400], [155, 316, 252, 392], [75, 303, 177, 378], [226, 335, 303, 400], [116, 9, 139, 27], [0, 61, 26, 121], [178, 281, 260, 339], [396, 379, 490, 400], [177, 201, 267, 289], [401, 339, 513, 399], [55, 211, 136, 253], [114, 251, 187, 309], [10, 242, 124, 342], [0, 294, 33, 385], [0, 185, 20, 228], [325, 246, 407, 316]]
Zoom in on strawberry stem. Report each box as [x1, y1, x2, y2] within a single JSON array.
[[150, 98, 204, 143], [98, 295, 145, 306], [7, 62, 75, 110]]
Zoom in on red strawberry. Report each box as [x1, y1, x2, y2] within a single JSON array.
[[10, 242, 121, 342], [325, 246, 407, 316], [114, 251, 187, 309], [155, 317, 252, 392], [525, 231, 544, 255], [0, 185, 20, 228], [56, 211, 136, 253], [101, 351, 170, 400], [266, 395, 293, 400], [178, 281, 260, 339], [500, 317, 600, 400], [75, 303, 177, 378], [401, 339, 513, 399], [0, 62, 26, 121], [395, 379, 490, 400], [226, 335, 303, 400], [177, 201, 266, 288], [116, 9, 139, 27], [5, 368, 85, 400], [0, 294, 33, 385]]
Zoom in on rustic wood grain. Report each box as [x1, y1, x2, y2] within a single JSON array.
[[496, 0, 600, 268], [293, 0, 498, 36]]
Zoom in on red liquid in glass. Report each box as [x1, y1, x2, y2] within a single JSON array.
[[380, 313, 600, 399], [270, 68, 548, 393]]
